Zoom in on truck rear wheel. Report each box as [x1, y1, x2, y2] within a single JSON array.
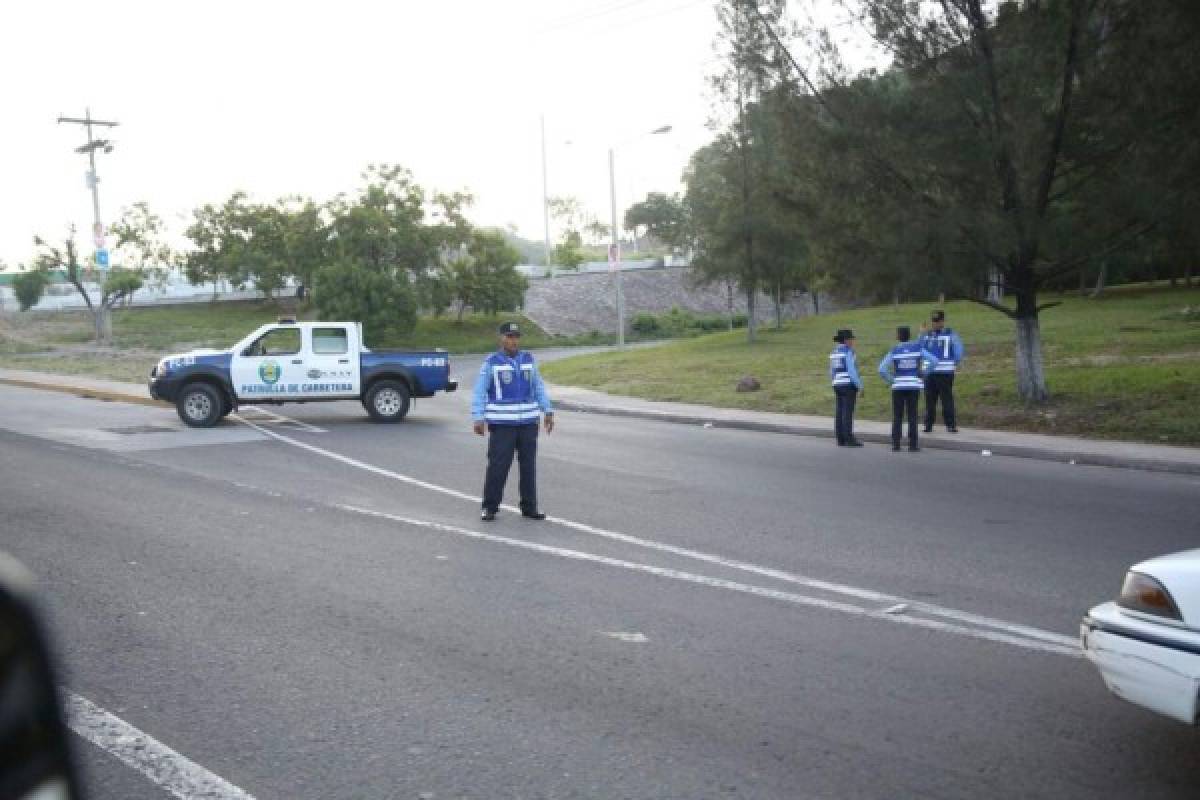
[[176, 383, 223, 428], [364, 380, 410, 423]]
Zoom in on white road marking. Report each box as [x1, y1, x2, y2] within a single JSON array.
[[338, 504, 1081, 658], [234, 406, 326, 433], [236, 417, 1081, 655], [63, 691, 255, 799], [603, 632, 650, 643]]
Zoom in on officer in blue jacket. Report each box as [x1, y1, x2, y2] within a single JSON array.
[[918, 310, 965, 432], [471, 322, 555, 521], [879, 326, 939, 452], [829, 328, 864, 447]]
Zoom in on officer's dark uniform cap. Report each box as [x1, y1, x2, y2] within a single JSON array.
[[897, 325, 911, 341], [931, 310, 945, 322], [834, 328, 855, 342], [498, 322, 521, 337]]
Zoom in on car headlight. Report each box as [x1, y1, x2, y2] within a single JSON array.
[[1117, 571, 1183, 621], [154, 359, 171, 378]]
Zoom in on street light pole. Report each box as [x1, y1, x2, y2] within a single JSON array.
[[540, 114, 553, 276], [608, 146, 623, 348], [608, 125, 671, 350]]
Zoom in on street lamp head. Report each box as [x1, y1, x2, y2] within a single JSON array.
[[651, 125, 672, 135], [73, 139, 113, 154]]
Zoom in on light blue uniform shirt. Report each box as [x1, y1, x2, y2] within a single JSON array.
[[471, 350, 553, 424]]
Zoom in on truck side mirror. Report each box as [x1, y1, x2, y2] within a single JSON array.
[[0, 554, 83, 799]]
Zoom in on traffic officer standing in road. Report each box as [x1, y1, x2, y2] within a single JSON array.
[[879, 326, 939, 452], [919, 310, 965, 433], [472, 322, 555, 521], [829, 328, 864, 447]]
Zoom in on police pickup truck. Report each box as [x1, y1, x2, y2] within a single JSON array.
[[149, 319, 457, 427]]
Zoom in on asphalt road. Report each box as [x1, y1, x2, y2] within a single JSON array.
[[1, 366, 1198, 799]]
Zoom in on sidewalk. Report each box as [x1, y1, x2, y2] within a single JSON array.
[[549, 384, 1200, 477], [3, 367, 1199, 476]]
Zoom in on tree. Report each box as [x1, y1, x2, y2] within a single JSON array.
[[707, 0, 791, 342], [313, 260, 416, 344], [551, 230, 585, 271], [754, 0, 1196, 402], [624, 192, 692, 252], [184, 192, 254, 297], [185, 194, 325, 301], [109, 202, 177, 300], [444, 229, 528, 320], [33, 232, 142, 343], [12, 268, 49, 312], [467, 229, 527, 315], [327, 164, 432, 273], [547, 195, 589, 270]]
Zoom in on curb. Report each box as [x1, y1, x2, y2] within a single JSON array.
[[0, 377, 165, 409], [5, 375, 1198, 477], [554, 399, 1200, 477]]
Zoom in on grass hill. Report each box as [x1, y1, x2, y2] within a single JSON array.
[[539, 285, 1200, 445]]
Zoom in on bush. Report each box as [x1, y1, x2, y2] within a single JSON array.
[[12, 270, 49, 311], [631, 312, 660, 334], [627, 309, 750, 339]]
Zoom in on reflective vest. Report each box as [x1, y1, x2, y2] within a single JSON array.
[[830, 344, 854, 387], [481, 351, 541, 425], [887, 342, 925, 390], [921, 328, 959, 373]]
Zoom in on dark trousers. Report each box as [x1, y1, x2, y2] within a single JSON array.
[[892, 390, 919, 448], [482, 422, 538, 512], [924, 372, 957, 429], [834, 386, 858, 444]]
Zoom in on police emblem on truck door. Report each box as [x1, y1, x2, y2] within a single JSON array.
[[258, 361, 282, 385]]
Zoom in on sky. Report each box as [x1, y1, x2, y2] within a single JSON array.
[[0, 0, 738, 269]]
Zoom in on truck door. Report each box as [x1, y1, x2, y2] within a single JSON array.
[[303, 325, 361, 398], [231, 325, 305, 400]]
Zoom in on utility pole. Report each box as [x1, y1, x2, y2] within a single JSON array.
[[540, 115, 553, 276], [608, 147, 624, 349], [57, 108, 119, 341], [607, 125, 670, 350]]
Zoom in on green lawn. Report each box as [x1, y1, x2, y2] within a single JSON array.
[[3, 288, 1198, 444], [539, 286, 1200, 445], [0, 302, 602, 384]]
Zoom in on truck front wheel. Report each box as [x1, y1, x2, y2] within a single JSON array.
[[176, 383, 223, 428], [364, 380, 411, 423]]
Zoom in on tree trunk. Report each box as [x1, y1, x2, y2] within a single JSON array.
[[892, 286, 901, 308], [773, 283, 783, 329], [1186, 259, 1194, 288], [987, 266, 1004, 304], [1015, 314, 1047, 403], [746, 288, 757, 343], [1078, 264, 1088, 295], [93, 306, 112, 344], [811, 291, 820, 315], [726, 281, 735, 331], [1089, 261, 1107, 298]]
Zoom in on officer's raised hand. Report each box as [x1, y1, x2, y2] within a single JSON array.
[[544, 413, 555, 434], [473, 421, 486, 436]]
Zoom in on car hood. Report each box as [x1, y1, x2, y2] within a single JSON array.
[[1132, 548, 1200, 626]]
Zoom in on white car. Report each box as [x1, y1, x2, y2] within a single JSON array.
[[1081, 548, 1200, 724]]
